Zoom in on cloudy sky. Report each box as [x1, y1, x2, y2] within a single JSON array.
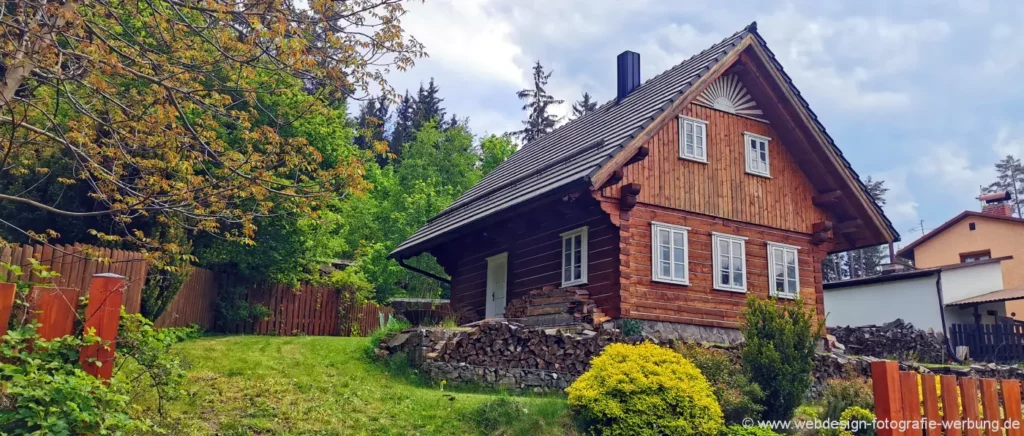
[[385, 0, 1024, 248]]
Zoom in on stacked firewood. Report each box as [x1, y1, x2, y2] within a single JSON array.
[[432, 321, 620, 374], [504, 286, 611, 326]]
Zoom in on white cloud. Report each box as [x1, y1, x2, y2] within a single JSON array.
[[873, 170, 919, 226], [914, 144, 994, 195], [756, 7, 949, 112], [992, 125, 1024, 158]]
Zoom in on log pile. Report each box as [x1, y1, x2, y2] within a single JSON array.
[[828, 319, 946, 363], [379, 321, 623, 376], [504, 285, 611, 326]]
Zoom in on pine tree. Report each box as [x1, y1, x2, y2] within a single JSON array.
[[571, 92, 598, 119], [984, 155, 1024, 217], [513, 61, 564, 144], [413, 78, 445, 131], [389, 91, 416, 159]]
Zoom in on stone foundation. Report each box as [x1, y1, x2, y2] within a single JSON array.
[[630, 319, 745, 345]]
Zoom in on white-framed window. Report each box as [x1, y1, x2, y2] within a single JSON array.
[[744, 132, 771, 177], [560, 226, 588, 287], [712, 233, 747, 292], [651, 222, 689, 285], [768, 242, 800, 299], [679, 116, 708, 163]]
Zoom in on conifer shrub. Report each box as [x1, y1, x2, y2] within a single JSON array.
[[741, 296, 821, 422], [565, 342, 724, 435], [674, 342, 764, 424]]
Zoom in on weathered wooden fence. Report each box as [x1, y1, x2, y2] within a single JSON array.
[[339, 300, 394, 336], [154, 267, 220, 329], [0, 243, 148, 314], [0, 275, 127, 380], [221, 281, 343, 336], [950, 323, 1024, 363], [871, 360, 1024, 435]]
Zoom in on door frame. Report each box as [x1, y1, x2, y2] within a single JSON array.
[[485, 252, 509, 318]]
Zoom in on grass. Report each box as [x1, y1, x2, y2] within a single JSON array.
[[151, 335, 572, 435]]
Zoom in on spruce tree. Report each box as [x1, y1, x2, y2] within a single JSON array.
[[354, 95, 390, 165], [389, 91, 416, 159], [571, 92, 598, 119], [985, 155, 1024, 217], [513, 61, 564, 144], [413, 78, 445, 131]]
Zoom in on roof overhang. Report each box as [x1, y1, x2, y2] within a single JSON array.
[[947, 286, 1024, 307]]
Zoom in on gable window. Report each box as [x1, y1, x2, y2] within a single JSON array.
[[679, 116, 707, 163], [561, 227, 588, 286], [960, 250, 991, 263], [712, 233, 747, 292], [744, 132, 771, 177], [651, 222, 689, 285], [768, 242, 800, 299]]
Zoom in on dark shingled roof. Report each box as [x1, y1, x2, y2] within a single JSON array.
[[391, 22, 897, 259]]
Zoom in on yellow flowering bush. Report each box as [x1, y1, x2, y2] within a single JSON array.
[[565, 342, 724, 435]]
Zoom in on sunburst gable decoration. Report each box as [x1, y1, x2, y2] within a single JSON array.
[[695, 74, 765, 121]]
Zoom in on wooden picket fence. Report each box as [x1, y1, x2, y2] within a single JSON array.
[[339, 300, 394, 336], [871, 360, 1024, 435], [950, 323, 1024, 363], [0, 274, 127, 379], [219, 279, 343, 336], [0, 243, 148, 314], [154, 267, 220, 329]]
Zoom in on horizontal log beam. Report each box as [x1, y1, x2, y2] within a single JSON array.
[[813, 191, 843, 207], [836, 219, 863, 234], [600, 170, 623, 190], [626, 146, 649, 166]]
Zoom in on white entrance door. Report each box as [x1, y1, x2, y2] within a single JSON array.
[[485, 252, 509, 318]]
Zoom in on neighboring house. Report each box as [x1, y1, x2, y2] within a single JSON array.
[[898, 192, 1024, 319], [389, 22, 898, 343], [823, 258, 1011, 334]]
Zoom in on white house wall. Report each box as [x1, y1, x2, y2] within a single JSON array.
[[823, 275, 944, 332], [941, 262, 1005, 305]]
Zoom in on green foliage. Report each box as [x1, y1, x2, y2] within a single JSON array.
[[215, 284, 273, 330], [720, 425, 782, 436], [566, 342, 724, 436], [620, 318, 643, 337], [837, 406, 876, 436], [741, 296, 820, 422], [366, 317, 412, 359], [480, 134, 518, 175], [821, 377, 874, 423], [674, 343, 764, 424], [465, 395, 527, 435], [0, 310, 196, 434]]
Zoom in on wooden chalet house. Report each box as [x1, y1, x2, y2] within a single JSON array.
[[390, 23, 899, 342]]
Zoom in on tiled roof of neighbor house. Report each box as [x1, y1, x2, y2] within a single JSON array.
[[390, 22, 897, 259], [897, 211, 1024, 258]]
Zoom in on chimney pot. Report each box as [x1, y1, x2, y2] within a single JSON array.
[[617, 51, 641, 101]]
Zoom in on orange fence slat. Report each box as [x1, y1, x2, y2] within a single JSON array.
[[1002, 379, 1024, 436], [920, 373, 941, 436], [31, 286, 80, 340], [0, 282, 16, 337], [941, 375, 963, 436], [899, 371, 922, 436], [960, 377, 981, 436], [980, 379, 1000, 436]]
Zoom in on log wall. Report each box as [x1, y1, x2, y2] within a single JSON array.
[[437, 195, 620, 319]]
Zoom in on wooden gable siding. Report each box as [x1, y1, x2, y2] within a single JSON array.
[[599, 197, 827, 329], [601, 103, 828, 234], [438, 195, 620, 319]]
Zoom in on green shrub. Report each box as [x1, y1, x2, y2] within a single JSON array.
[[741, 296, 820, 422], [720, 424, 782, 435], [674, 343, 764, 424], [837, 406, 876, 436], [821, 377, 873, 422], [566, 342, 724, 435], [465, 396, 526, 435], [620, 318, 643, 337]]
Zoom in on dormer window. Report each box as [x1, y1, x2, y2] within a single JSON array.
[[744, 132, 771, 177], [679, 116, 707, 163]]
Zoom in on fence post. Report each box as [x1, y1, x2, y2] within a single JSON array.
[[31, 286, 80, 340], [871, 360, 905, 436], [0, 282, 15, 337], [80, 273, 125, 380]]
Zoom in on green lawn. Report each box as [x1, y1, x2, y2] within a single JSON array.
[[155, 336, 572, 435]]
